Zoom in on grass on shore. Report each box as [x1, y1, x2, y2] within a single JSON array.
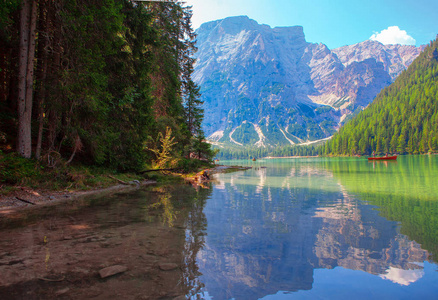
[[0, 151, 214, 196]]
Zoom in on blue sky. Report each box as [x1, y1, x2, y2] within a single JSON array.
[[185, 0, 438, 49]]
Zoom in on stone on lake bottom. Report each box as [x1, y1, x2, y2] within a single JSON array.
[[99, 265, 128, 278], [55, 288, 70, 296], [158, 263, 178, 271]]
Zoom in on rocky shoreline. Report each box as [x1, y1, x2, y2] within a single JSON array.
[[0, 164, 253, 299], [0, 185, 193, 299], [0, 165, 250, 213], [0, 180, 157, 212]]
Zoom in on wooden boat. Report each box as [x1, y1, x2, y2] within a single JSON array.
[[368, 155, 397, 161]]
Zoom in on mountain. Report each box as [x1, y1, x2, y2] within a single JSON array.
[[193, 16, 423, 147], [322, 37, 438, 155], [333, 40, 423, 81]]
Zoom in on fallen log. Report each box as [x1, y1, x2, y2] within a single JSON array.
[[139, 168, 182, 174], [108, 175, 129, 185], [15, 197, 36, 205], [38, 276, 65, 282]]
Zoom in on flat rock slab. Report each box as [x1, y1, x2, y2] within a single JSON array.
[[99, 265, 128, 278], [55, 288, 70, 296], [158, 263, 178, 271]]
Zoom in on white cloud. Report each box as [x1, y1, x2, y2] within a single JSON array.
[[379, 266, 424, 286], [370, 26, 416, 45]]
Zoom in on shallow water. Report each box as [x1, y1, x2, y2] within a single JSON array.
[[192, 156, 438, 299], [1, 156, 438, 299], [0, 185, 211, 299]]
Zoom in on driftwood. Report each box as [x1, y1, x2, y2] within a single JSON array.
[[139, 168, 181, 174], [108, 175, 129, 185], [15, 197, 36, 205], [38, 276, 65, 282]]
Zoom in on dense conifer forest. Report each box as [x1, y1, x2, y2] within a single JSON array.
[[0, 0, 213, 181], [322, 37, 438, 156], [213, 145, 319, 160]]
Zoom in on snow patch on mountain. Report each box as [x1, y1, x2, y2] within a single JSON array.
[[279, 127, 295, 145], [194, 16, 423, 147], [209, 130, 224, 142], [229, 127, 243, 146], [252, 122, 267, 147]]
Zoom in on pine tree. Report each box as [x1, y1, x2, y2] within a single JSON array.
[[1, 0, 214, 170]]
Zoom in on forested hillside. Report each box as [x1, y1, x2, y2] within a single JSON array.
[[323, 37, 438, 156], [0, 0, 212, 174]]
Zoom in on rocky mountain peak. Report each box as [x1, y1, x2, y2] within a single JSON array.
[[194, 16, 423, 147], [333, 40, 423, 80], [201, 16, 258, 36]]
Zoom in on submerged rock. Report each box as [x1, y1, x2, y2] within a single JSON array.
[[158, 263, 178, 271], [55, 288, 70, 296], [99, 265, 128, 278]]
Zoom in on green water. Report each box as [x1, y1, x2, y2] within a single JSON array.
[[193, 155, 438, 299], [1, 156, 437, 299]]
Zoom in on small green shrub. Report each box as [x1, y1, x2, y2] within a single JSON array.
[[0, 151, 40, 184], [177, 158, 214, 174], [177, 158, 202, 173]]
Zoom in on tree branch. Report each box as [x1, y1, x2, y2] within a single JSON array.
[[15, 197, 36, 205]]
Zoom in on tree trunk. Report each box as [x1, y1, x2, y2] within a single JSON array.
[[35, 56, 47, 160], [24, 0, 38, 154], [48, 3, 62, 152], [35, 1, 49, 160], [17, 0, 31, 158]]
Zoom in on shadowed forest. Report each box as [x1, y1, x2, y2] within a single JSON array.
[[0, 0, 214, 185]]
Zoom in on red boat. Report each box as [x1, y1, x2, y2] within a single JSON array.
[[368, 155, 397, 161]]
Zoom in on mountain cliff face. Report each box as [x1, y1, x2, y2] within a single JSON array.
[[193, 16, 422, 147], [323, 37, 438, 155], [333, 40, 424, 81]]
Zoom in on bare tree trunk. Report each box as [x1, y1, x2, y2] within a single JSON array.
[[48, 4, 62, 152], [66, 134, 82, 164], [17, 0, 31, 158], [35, 1, 49, 160], [35, 56, 47, 160], [24, 0, 38, 154]]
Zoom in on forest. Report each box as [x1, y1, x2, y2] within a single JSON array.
[[0, 0, 215, 184], [213, 144, 319, 160], [322, 37, 438, 156]]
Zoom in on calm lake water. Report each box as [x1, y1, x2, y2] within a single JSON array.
[[191, 155, 438, 299], [1, 156, 438, 299]]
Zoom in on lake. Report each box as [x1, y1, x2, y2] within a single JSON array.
[[190, 155, 438, 299], [0, 156, 437, 299]]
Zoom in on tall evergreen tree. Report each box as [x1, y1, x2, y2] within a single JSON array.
[[0, 0, 214, 170]]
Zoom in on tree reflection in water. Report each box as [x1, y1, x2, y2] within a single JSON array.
[[189, 157, 438, 299], [0, 183, 213, 299], [181, 184, 210, 298], [141, 183, 212, 297], [148, 186, 178, 227]]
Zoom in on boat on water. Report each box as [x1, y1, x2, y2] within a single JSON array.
[[368, 155, 397, 161]]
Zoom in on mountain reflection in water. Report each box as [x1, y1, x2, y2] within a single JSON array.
[[2, 157, 436, 299], [190, 157, 438, 300]]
